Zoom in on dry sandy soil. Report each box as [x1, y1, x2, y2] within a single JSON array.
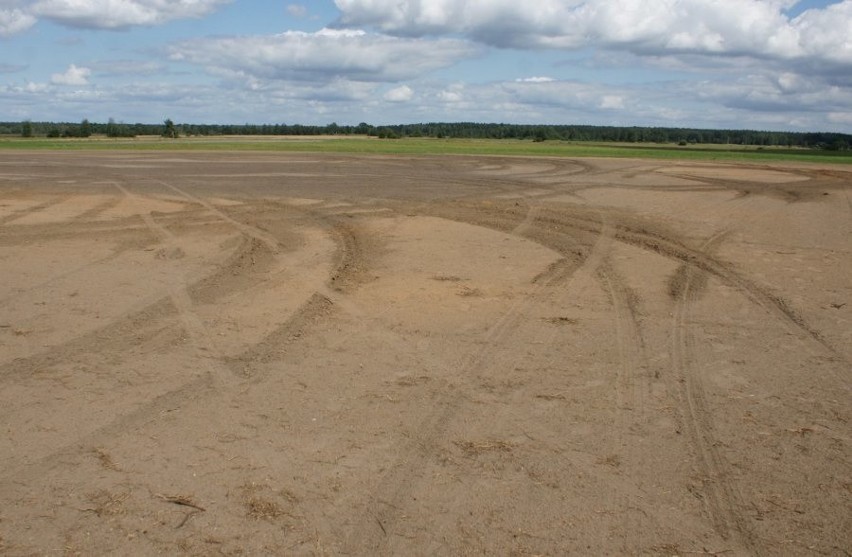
[[0, 152, 849, 555]]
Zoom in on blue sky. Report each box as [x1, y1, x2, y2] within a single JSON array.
[[1, 0, 850, 132]]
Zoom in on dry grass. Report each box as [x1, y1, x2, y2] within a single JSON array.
[[542, 316, 579, 325], [455, 440, 514, 455], [431, 275, 464, 282], [83, 490, 130, 517], [156, 493, 206, 511], [598, 454, 622, 468], [245, 497, 286, 520], [240, 481, 291, 521], [457, 286, 483, 297], [93, 448, 119, 471], [535, 392, 568, 401]]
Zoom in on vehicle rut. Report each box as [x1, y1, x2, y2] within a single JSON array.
[[669, 242, 760, 554]]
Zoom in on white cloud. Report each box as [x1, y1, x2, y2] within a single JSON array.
[[516, 76, 555, 83], [51, 63, 91, 85], [438, 87, 463, 103], [690, 71, 852, 114], [286, 4, 306, 18], [828, 111, 852, 125], [599, 95, 625, 109], [333, 0, 852, 69], [384, 84, 413, 102], [0, 7, 36, 37], [30, 0, 231, 30], [169, 28, 479, 83]]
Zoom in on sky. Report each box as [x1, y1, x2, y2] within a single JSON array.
[[1, 0, 851, 132]]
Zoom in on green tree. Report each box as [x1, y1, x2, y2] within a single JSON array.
[[21, 120, 33, 138], [106, 118, 118, 137], [162, 118, 178, 139], [79, 118, 92, 138]]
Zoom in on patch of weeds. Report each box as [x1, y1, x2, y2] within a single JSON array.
[[93, 448, 120, 471], [457, 286, 483, 297], [542, 316, 578, 325], [432, 275, 464, 282], [455, 440, 514, 455], [84, 489, 130, 517]]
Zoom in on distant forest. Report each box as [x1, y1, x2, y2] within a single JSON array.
[[3, 119, 851, 150]]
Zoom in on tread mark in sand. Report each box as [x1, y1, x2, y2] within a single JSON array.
[[341, 208, 609, 553], [522, 205, 844, 365], [610, 223, 845, 366], [0, 195, 72, 225], [0, 195, 353, 483], [669, 231, 760, 555], [150, 178, 282, 253], [592, 218, 652, 550], [0, 373, 214, 485], [0, 229, 266, 386], [114, 181, 234, 388], [225, 209, 375, 377], [71, 195, 124, 222]]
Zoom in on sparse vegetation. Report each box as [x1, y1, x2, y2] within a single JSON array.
[[2, 120, 850, 150], [0, 135, 848, 163]]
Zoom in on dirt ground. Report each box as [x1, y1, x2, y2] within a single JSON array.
[[0, 152, 849, 555]]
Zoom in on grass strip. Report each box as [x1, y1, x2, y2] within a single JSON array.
[[1, 136, 850, 164]]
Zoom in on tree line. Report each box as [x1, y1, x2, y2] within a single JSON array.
[[3, 119, 850, 150]]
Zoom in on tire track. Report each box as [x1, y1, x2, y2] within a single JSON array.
[[596, 257, 652, 549], [670, 248, 760, 554], [0, 193, 353, 486], [0, 373, 214, 485], [149, 178, 283, 253], [113, 182, 235, 387], [0, 244, 138, 308], [416, 198, 837, 550], [225, 292, 335, 377], [511, 202, 542, 236], [0, 217, 151, 246], [535, 206, 844, 365], [72, 195, 124, 222], [424, 199, 842, 367], [0, 195, 72, 225], [0, 296, 180, 384], [341, 207, 609, 553], [221, 207, 376, 377], [0, 225, 265, 385]]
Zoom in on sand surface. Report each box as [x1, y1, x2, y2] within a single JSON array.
[[0, 152, 850, 555]]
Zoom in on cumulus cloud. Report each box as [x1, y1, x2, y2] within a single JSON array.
[[30, 0, 231, 30], [169, 28, 479, 83], [50, 63, 91, 85], [0, 7, 36, 37], [384, 84, 413, 101], [333, 0, 852, 68]]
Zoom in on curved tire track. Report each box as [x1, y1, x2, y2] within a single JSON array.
[[341, 203, 608, 553], [670, 249, 760, 554]]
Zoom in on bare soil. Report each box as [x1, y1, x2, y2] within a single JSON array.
[[0, 152, 850, 555]]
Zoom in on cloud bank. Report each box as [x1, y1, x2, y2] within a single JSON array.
[[169, 28, 480, 84], [334, 0, 852, 68], [1, 0, 850, 131], [1, 0, 230, 33]]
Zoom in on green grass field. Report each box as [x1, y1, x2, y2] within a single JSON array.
[[1, 135, 850, 164]]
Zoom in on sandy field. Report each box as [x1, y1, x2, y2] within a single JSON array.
[[0, 152, 849, 555]]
